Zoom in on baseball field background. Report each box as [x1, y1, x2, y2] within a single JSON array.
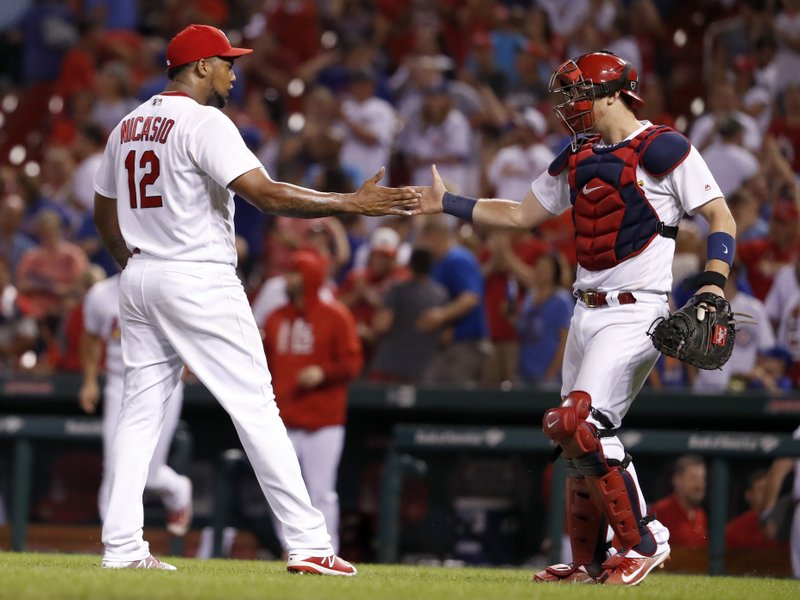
[[2, 553, 799, 600]]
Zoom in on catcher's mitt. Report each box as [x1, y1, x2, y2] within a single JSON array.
[[648, 292, 736, 370]]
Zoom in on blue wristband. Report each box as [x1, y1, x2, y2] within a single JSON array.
[[707, 232, 735, 266], [442, 191, 477, 222]]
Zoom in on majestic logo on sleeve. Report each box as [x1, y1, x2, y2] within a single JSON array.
[[704, 184, 712, 191]]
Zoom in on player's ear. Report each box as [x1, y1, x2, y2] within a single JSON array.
[[196, 58, 210, 77]]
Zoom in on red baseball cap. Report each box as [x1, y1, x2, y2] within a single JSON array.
[[166, 24, 253, 69]]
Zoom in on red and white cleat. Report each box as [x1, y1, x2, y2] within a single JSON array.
[[532, 563, 599, 583], [286, 554, 358, 576], [598, 546, 670, 586], [101, 555, 177, 570]]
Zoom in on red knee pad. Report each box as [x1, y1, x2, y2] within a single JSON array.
[[563, 391, 591, 418], [543, 391, 593, 443]]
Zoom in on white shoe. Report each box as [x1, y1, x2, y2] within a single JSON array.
[[101, 555, 177, 571]]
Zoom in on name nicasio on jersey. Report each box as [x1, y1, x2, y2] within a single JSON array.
[[119, 114, 176, 144]]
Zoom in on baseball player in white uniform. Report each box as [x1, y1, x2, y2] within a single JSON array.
[[91, 24, 419, 572], [79, 274, 192, 534], [416, 51, 736, 586]]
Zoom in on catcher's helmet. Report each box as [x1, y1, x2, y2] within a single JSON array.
[[549, 51, 644, 149]]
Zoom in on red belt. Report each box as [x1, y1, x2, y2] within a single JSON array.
[[577, 290, 637, 308]]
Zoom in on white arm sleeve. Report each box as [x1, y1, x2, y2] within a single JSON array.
[[668, 146, 724, 215], [82, 285, 105, 336], [93, 125, 120, 198], [188, 110, 263, 188], [530, 168, 570, 216]]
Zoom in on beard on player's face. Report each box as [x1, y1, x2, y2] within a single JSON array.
[[204, 59, 232, 108], [207, 88, 227, 108]]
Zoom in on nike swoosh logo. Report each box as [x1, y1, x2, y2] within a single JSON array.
[[546, 415, 559, 429], [621, 561, 649, 584], [722, 244, 728, 254], [582, 183, 604, 195]]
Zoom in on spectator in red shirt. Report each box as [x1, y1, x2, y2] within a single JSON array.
[[15, 210, 88, 319], [738, 198, 800, 300], [650, 455, 708, 549], [479, 230, 549, 384], [263, 250, 363, 553], [768, 83, 800, 175], [726, 469, 787, 550]]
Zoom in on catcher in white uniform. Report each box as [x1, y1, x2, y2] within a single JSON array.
[[79, 273, 192, 535], [416, 51, 736, 585], [92, 24, 419, 573]]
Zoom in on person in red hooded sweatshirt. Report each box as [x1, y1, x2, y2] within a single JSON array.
[[263, 249, 363, 554]]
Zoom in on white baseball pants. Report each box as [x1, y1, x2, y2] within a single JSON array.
[[101, 257, 332, 562], [99, 376, 188, 520], [560, 296, 671, 549], [272, 426, 345, 553]]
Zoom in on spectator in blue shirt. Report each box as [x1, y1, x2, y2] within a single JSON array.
[[0, 195, 36, 275], [417, 217, 488, 384], [517, 253, 573, 385]]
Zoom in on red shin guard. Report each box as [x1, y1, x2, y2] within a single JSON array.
[[566, 477, 606, 569], [584, 468, 642, 549]]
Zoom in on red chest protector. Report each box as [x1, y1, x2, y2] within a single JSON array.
[[548, 125, 690, 271]]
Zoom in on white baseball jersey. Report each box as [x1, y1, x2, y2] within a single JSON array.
[[692, 292, 775, 392], [777, 293, 800, 363], [83, 274, 124, 377], [701, 142, 759, 199], [93, 92, 262, 266], [765, 263, 800, 323], [402, 109, 474, 193], [531, 121, 723, 294], [339, 96, 397, 185], [487, 143, 555, 202], [688, 111, 762, 153]]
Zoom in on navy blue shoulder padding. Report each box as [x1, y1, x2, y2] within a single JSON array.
[[548, 143, 571, 176], [640, 130, 690, 177]]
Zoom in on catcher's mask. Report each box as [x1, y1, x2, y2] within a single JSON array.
[[549, 50, 644, 150]]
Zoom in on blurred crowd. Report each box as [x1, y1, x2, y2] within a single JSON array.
[[2, 0, 800, 392]]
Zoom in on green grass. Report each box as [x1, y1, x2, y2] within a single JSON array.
[[1, 553, 798, 600]]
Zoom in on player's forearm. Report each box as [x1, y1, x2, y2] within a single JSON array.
[[94, 194, 132, 269], [472, 198, 531, 229], [257, 181, 352, 218], [703, 208, 737, 277], [443, 188, 552, 230], [80, 333, 103, 381]]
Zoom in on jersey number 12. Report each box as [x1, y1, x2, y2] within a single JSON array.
[[124, 149, 163, 209]]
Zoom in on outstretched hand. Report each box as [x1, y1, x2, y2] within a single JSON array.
[[413, 164, 448, 215], [350, 167, 421, 216]]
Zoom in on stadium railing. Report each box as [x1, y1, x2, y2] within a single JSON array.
[[376, 424, 800, 576], [0, 414, 193, 555]]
